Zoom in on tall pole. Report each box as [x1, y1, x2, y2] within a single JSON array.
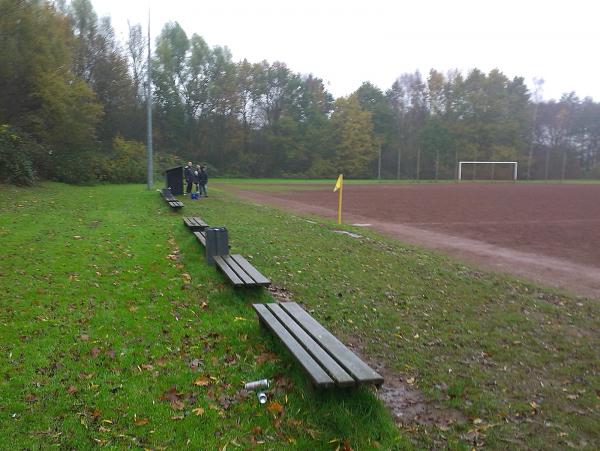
[[146, 9, 153, 189]]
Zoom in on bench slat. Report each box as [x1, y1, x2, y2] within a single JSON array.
[[193, 231, 206, 247], [266, 303, 355, 387], [253, 304, 334, 388], [214, 256, 244, 286], [221, 255, 256, 285], [183, 217, 207, 229], [280, 302, 383, 385], [231, 254, 270, 286]]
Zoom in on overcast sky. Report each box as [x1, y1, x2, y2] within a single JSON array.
[[91, 0, 599, 101]]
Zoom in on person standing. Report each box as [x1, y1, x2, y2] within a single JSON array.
[[198, 165, 208, 197], [193, 164, 201, 194], [184, 161, 194, 195]]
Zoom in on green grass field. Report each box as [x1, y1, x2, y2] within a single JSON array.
[[1, 182, 598, 449]]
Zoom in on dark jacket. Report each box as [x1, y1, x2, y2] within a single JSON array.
[[198, 169, 208, 184], [184, 165, 194, 182]]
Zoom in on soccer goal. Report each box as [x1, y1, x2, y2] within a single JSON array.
[[457, 161, 518, 181]]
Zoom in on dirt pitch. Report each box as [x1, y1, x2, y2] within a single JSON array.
[[232, 183, 600, 299]]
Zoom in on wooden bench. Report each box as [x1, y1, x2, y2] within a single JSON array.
[[160, 188, 183, 209], [183, 217, 208, 231], [214, 254, 270, 287], [193, 230, 206, 247], [252, 302, 383, 389]]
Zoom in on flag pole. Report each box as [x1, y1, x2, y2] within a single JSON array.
[[337, 182, 342, 224], [334, 174, 343, 224], [146, 8, 153, 190]]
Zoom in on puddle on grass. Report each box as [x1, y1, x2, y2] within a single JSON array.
[[333, 230, 362, 238], [267, 284, 465, 429]]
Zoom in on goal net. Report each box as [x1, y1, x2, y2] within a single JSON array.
[[458, 161, 518, 181]]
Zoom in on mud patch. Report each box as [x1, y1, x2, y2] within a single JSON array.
[[266, 284, 466, 428], [344, 340, 466, 427], [267, 284, 294, 303], [375, 366, 465, 427]]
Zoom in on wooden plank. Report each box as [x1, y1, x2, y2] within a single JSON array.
[[253, 304, 334, 388], [280, 302, 383, 385], [183, 217, 207, 229], [214, 256, 244, 286], [193, 231, 206, 247], [266, 304, 355, 387], [191, 217, 207, 229], [230, 254, 270, 286], [221, 255, 256, 285]]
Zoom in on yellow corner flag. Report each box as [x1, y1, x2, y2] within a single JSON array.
[[333, 174, 343, 192], [333, 174, 343, 224]]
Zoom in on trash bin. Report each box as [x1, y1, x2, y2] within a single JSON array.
[[205, 227, 229, 266], [165, 166, 184, 195]]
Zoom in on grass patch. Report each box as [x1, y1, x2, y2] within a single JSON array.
[[0, 183, 402, 449], [1, 182, 598, 449]]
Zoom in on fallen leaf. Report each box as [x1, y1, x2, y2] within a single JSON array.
[[171, 400, 185, 411], [193, 376, 211, 387], [90, 348, 101, 358], [171, 414, 184, 420], [267, 401, 284, 415], [256, 352, 277, 365], [189, 358, 202, 370], [134, 417, 149, 426], [156, 357, 168, 367], [67, 386, 78, 395], [160, 386, 182, 403], [192, 407, 205, 416]]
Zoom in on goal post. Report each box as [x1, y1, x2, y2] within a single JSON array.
[[458, 161, 518, 181]]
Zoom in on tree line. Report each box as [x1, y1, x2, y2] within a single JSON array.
[[1, 0, 599, 185]]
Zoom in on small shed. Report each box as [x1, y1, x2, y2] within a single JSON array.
[[165, 166, 184, 195]]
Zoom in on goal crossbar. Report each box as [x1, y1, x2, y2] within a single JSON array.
[[458, 161, 518, 181]]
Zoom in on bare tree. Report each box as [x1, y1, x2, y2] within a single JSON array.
[[127, 21, 146, 101]]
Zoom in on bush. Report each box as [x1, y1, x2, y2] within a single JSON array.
[[0, 124, 39, 186], [50, 150, 101, 185], [98, 137, 181, 185]]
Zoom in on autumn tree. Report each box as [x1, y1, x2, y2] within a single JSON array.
[[330, 95, 378, 177]]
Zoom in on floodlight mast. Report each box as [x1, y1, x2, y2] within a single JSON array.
[[458, 161, 518, 181], [146, 9, 153, 190]]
